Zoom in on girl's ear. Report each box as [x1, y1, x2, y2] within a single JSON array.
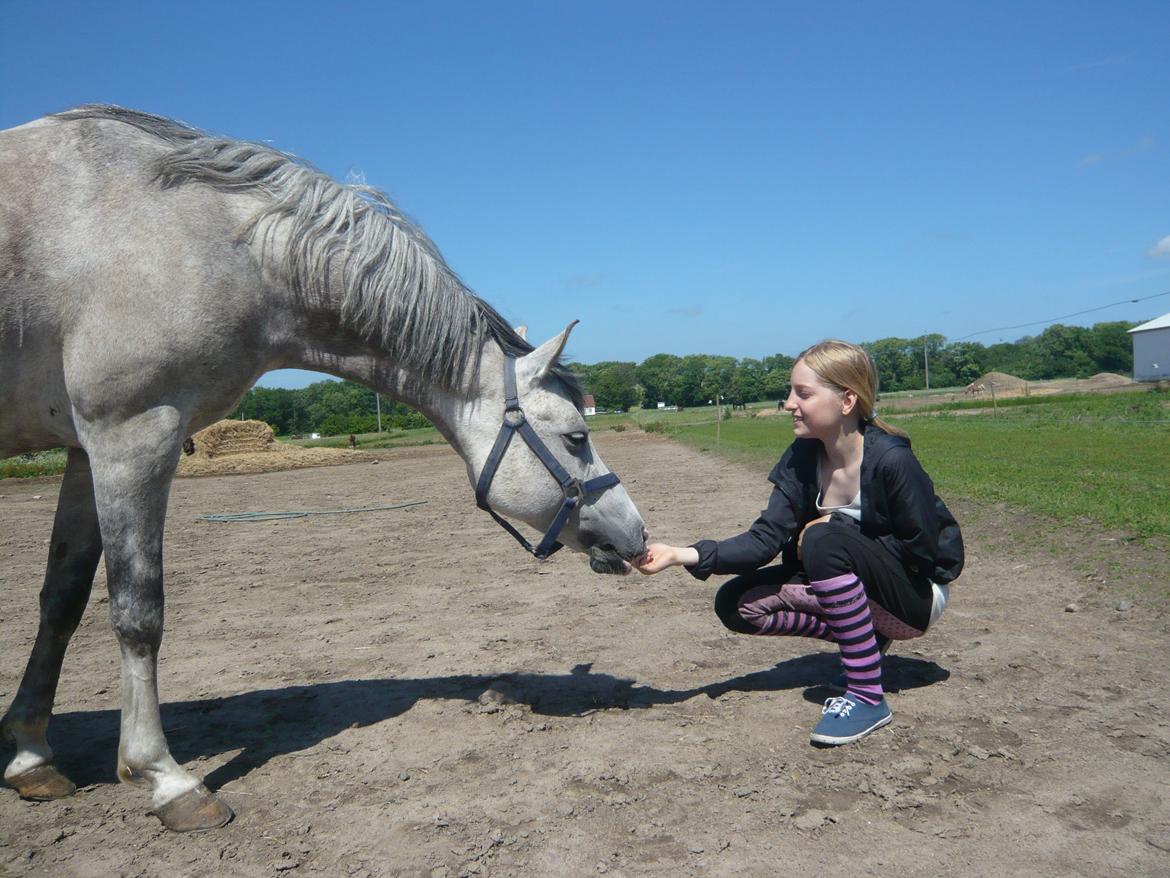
[[840, 389, 859, 417]]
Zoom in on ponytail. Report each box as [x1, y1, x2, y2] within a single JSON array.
[[869, 415, 908, 439]]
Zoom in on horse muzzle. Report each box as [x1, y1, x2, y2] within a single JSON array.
[[585, 529, 648, 575]]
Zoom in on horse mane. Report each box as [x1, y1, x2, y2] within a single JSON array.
[[51, 105, 582, 405]]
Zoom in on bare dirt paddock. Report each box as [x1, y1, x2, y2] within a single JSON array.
[[2, 433, 1168, 877]]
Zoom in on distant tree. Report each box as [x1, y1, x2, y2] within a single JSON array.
[[677, 355, 710, 406], [589, 362, 641, 411], [864, 337, 918, 391], [729, 358, 765, 404], [1032, 324, 1095, 379], [984, 339, 1034, 378], [935, 341, 987, 386], [636, 353, 682, 405], [1085, 321, 1135, 374], [699, 355, 737, 404], [762, 353, 795, 399]]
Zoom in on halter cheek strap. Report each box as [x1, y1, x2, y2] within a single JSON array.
[[474, 357, 621, 560]]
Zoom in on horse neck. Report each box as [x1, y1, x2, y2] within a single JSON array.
[[259, 228, 499, 455], [288, 327, 491, 461]]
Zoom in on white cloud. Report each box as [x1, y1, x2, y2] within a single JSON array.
[[1148, 235, 1170, 259]]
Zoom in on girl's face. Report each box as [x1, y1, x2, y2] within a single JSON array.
[[784, 359, 859, 440]]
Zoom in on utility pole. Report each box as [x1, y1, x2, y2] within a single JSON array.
[[924, 336, 931, 391], [376, 393, 383, 433], [716, 392, 721, 446]]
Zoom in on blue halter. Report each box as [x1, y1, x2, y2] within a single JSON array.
[[475, 357, 621, 560]]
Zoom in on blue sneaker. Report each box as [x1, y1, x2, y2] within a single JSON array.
[[810, 695, 892, 745], [828, 634, 892, 692]]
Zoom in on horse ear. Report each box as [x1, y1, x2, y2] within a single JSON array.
[[519, 320, 578, 382], [515, 325, 528, 341]]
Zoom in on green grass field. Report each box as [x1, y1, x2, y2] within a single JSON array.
[[656, 390, 1170, 540], [0, 449, 69, 480], [287, 426, 446, 450], [4, 391, 1167, 541]]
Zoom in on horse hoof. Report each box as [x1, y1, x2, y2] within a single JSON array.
[[150, 784, 234, 832], [6, 764, 77, 800]]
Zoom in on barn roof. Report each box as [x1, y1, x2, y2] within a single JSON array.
[[1129, 311, 1170, 333], [582, 394, 596, 407]]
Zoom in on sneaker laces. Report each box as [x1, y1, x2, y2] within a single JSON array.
[[821, 696, 854, 718]]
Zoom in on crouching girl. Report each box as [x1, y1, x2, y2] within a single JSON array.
[[634, 340, 963, 745]]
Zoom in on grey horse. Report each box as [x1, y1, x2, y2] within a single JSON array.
[[0, 106, 647, 831]]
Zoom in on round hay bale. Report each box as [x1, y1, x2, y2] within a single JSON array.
[[189, 419, 276, 458]]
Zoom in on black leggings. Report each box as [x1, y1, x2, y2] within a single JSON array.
[[713, 521, 934, 635]]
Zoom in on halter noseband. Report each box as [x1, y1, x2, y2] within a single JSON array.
[[475, 357, 621, 560]]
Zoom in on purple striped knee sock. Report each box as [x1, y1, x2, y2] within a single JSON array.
[[738, 583, 833, 639], [754, 610, 832, 638], [807, 572, 884, 705]]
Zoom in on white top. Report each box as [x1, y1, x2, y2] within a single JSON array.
[[816, 488, 861, 521], [816, 458, 862, 521]]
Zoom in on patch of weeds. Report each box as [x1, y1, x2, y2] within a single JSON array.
[[0, 450, 68, 480]]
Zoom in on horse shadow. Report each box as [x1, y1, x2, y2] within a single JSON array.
[[33, 653, 947, 790]]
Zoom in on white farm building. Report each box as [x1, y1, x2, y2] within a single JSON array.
[[1128, 312, 1170, 381]]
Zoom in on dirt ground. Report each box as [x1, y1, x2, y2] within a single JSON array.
[[1, 432, 1168, 877], [877, 372, 1144, 412]]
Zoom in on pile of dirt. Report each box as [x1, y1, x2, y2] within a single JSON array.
[[1079, 372, 1135, 390], [972, 371, 1027, 391], [176, 419, 369, 477]]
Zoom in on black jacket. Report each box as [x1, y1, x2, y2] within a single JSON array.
[[687, 425, 964, 584]]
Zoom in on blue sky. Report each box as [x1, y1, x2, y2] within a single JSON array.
[[3, 1, 1168, 388]]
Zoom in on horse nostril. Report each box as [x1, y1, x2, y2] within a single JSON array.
[[597, 542, 617, 554]]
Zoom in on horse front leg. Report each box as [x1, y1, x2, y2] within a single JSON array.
[[3, 449, 103, 800], [85, 411, 233, 831]]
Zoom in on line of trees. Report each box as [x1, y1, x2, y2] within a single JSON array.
[[231, 320, 1139, 434], [575, 321, 1138, 410], [230, 381, 429, 436]]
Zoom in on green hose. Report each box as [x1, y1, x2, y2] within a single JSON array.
[[196, 500, 427, 523]]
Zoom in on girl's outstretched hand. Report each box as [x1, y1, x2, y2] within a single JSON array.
[[633, 542, 698, 575]]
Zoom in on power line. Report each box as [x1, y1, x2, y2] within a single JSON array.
[[949, 289, 1170, 342]]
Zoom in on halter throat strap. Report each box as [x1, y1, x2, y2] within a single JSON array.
[[474, 357, 620, 560]]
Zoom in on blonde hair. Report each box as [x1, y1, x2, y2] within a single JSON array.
[[795, 339, 908, 439]]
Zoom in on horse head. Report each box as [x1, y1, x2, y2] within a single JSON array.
[[460, 322, 646, 574]]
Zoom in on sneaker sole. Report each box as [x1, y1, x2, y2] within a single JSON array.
[[809, 711, 892, 746]]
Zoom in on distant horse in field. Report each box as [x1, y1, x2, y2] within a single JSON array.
[[0, 106, 646, 831]]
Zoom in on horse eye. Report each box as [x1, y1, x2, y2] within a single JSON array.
[[564, 431, 588, 446]]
